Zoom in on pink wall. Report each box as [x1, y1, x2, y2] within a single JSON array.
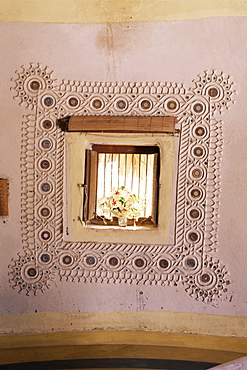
[[0, 18, 246, 318]]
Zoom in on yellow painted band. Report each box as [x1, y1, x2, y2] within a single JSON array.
[[0, 0, 247, 24], [0, 331, 246, 365], [0, 311, 247, 338]]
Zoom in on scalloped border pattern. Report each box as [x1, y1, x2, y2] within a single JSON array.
[[9, 64, 235, 301]]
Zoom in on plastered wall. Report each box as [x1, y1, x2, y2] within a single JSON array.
[[0, 0, 247, 23], [0, 4, 247, 338]]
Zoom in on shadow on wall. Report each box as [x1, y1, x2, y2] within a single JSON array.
[[210, 356, 247, 369], [0, 358, 220, 370]]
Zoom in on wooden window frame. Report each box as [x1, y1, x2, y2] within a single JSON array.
[[61, 115, 177, 228], [83, 145, 160, 228], [0, 179, 8, 216]]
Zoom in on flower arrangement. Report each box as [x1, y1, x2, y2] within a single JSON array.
[[98, 186, 145, 222]]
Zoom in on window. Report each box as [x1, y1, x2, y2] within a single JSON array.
[[63, 116, 178, 245], [83, 144, 160, 227]]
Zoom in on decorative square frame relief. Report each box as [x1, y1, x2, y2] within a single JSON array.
[[9, 64, 235, 301]]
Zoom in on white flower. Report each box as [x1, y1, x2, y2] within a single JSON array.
[[98, 186, 145, 220]]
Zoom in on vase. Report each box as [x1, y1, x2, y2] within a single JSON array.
[[118, 216, 127, 227]]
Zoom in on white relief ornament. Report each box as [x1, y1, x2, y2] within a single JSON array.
[[9, 64, 235, 301], [191, 70, 235, 115], [11, 63, 56, 110], [184, 256, 229, 302]]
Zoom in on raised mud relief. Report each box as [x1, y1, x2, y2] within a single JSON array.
[[9, 64, 235, 301]]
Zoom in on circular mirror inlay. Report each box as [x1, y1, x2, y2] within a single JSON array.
[[27, 267, 37, 277], [201, 273, 211, 283], [41, 231, 51, 241], [68, 97, 79, 107], [167, 100, 178, 110], [41, 139, 52, 149], [92, 99, 103, 109], [190, 188, 202, 200], [208, 87, 219, 98], [193, 147, 204, 158], [86, 256, 96, 265], [40, 159, 51, 170], [191, 168, 203, 179], [116, 100, 127, 110], [193, 103, 204, 113], [188, 231, 199, 243], [42, 120, 53, 130], [40, 182, 51, 193], [109, 257, 119, 266], [40, 207, 51, 218], [44, 97, 54, 107], [140, 99, 151, 110], [30, 80, 40, 90], [194, 126, 206, 137], [62, 255, 72, 265], [159, 259, 169, 269], [189, 209, 200, 219], [134, 258, 145, 268], [186, 258, 196, 268], [41, 254, 51, 263]]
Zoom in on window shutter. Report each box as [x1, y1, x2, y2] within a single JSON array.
[[151, 153, 159, 224], [83, 149, 98, 222]]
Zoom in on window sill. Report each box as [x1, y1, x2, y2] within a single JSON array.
[[85, 224, 157, 231]]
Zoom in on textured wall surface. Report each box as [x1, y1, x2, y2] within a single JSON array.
[[0, 17, 247, 336]]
